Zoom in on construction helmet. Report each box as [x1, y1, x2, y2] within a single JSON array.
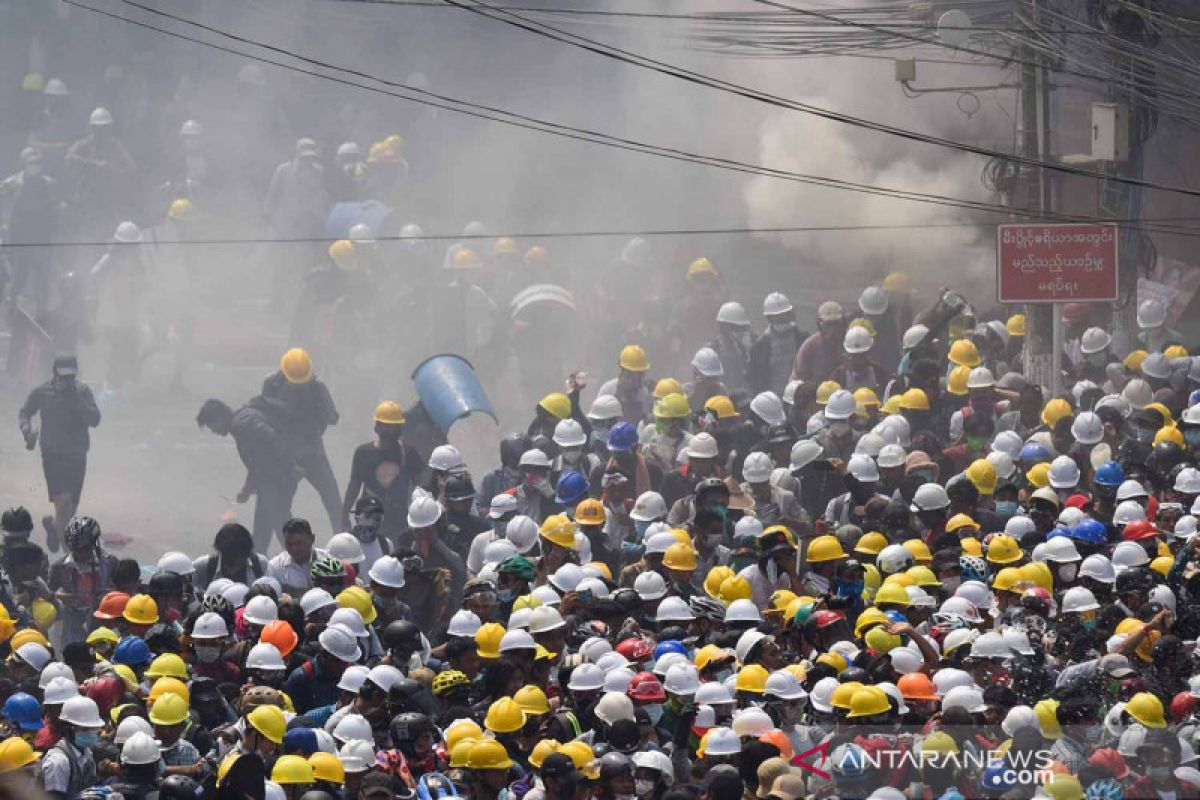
[[703, 566, 735, 599], [902, 538, 932, 562], [986, 534, 1022, 564], [1035, 699, 1061, 739], [514, 685, 550, 716], [897, 673, 939, 701], [718, 575, 752, 604], [247, 705, 286, 744], [452, 248, 484, 269], [538, 515, 576, 549], [688, 257, 718, 279], [899, 388, 930, 411], [735, 665, 768, 694], [271, 754, 315, 785], [948, 339, 981, 367], [538, 392, 571, 420], [816, 380, 842, 406], [948, 366, 970, 396], [148, 693, 190, 726], [1125, 692, 1167, 728], [704, 395, 738, 419], [654, 393, 690, 420], [484, 697, 527, 734], [280, 348, 313, 384], [1006, 314, 1026, 337], [1041, 398, 1073, 428], [965, 459, 997, 495], [123, 594, 159, 626], [873, 584, 910, 607], [846, 686, 891, 718], [0, 737, 39, 774], [468, 739, 515, 771], [854, 531, 888, 556], [475, 623, 506, 659], [1155, 426, 1185, 447], [148, 677, 189, 704], [864, 627, 901, 654], [654, 378, 684, 399], [308, 751, 344, 784], [575, 499, 606, 526], [663, 542, 698, 572], [144, 653, 187, 680], [807, 535, 846, 563], [373, 401, 405, 425], [618, 345, 650, 372], [830, 681, 865, 710], [328, 239, 356, 269]]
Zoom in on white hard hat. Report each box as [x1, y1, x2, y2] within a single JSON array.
[[580, 637, 613, 663], [887, 645, 923, 675], [553, 419, 587, 448], [1001, 705, 1038, 736], [877, 443, 907, 469], [428, 444, 464, 472], [731, 707, 774, 737], [339, 739, 377, 773], [1080, 327, 1112, 355], [986, 451, 1016, 480], [1175, 515, 1198, 539], [114, 220, 142, 243], [367, 665, 404, 693], [877, 415, 911, 447], [1112, 500, 1147, 527], [955, 580, 994, 611], [519, 448, 551, 469], [905, 586, 936, 608], [1142, 352, 1173, 380], [156, 551, 194, 576], [329, 609, 367, 639], [734, 516, 764, 540], [848, 453, 880, 483], [568, 663, 605, 692], [528, 606, 566, 634], [931, 668, 976, 698], [1048, 455, 1081, 489], [855, 433, 884, 458], [1061, 586, 1100, 613], [859, 285, 889, 316], [121, 731, 161, 765], [549, 563, 583, 593], [1111, 541, 1150, 571], [89, 106, 113, 126], [663, 663, 701, 695], [717, 301, 750, 326], [327, 532, 365, 565], [726, 600, 763, 626], [347, 223, 374, 244], [763, 669, 806, 701], [704, 727, 740, 756], [902, 324, 930, 351], [499, 629, 536, 653], [399, 223, 424, 240], [59, 695, 103, 728], [44, 78, 68, 96], [15, 643, 50, 671], [488, 493, 518, 520], [790, 439, 824, 472], [38, 662, 74, 690], [630, 492, 668, 522], [968, 631, 1011, 660], [594, 691, 636, 725], [587, 394, 622, 421], [299, 588, 336, 617], [1137, 297, 1167, 329], [507, 608, 533, 629], [939, 597, 982, 624], [967, 367, 995, 390], [1122, 379, 1153, 410], [1079, 554, 1116, 584], [991, 431, 1024, 460], [877, 544, 913, 575], [407, 495, 443, 528], [742, 452, 774, 483], [336, 665, 370, 694], [190, 611, 230, 641], [246, 643, 286, 671], [843, 326, 873, 354], [644, 529, 676, 553], [319, 625, 362, 663], [824, 389, 858, 420], [332, 713, 373, 744], [43, 676, 79, 706], [692, 347, 724, 378], [447, 609, 482, 638], [482, 539, 517, 568], [1174, 468, 1200, 496], [1058, 507, 1085, 528], [763, 292, 793, 316], [1041, 537, 1081, 563], [750, 392, 786, 426], [1150, 584, 1176, 613], [1071, 412, 1104, 446], [243, 595, 278, 626], [696, 681, 735, 707], [595, 652, 629, 676], [114, 715, 153, 745], [368, 555, 406, 588], [505, 515, 539, 553], [221, 582, 249, 608], [655, 596, 695, 623], [685, 433, 719, 460], [912, 483, 951, 511]]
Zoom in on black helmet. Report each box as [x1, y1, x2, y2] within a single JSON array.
[[945, 474, 979, 505], [384, 620, 422, 652], [148, 571, 184, 596], [63, 516, 101, 551], [500, 433, 530, 469], [388, 678, 425, 708], [390, 712, 435, 743], [1151, 442, 1186, 474], [1115, 568, 1154, 594], [159, 774, 203, 800], [0, 507, 33, 535], [443, 475, 475, 503], [598, 751, 633, 779], [353, 495, 384, 516], [298, 793, 339, 800]]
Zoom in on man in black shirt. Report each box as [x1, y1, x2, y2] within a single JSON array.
[[342, 401, 421, 543], [18, 354, 101, 553]]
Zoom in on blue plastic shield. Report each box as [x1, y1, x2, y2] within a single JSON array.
[[411, 354, 497, 434]]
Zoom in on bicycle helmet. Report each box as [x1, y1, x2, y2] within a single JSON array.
[[310, 556, 346, 578], [63, 516, 101, 551], [959, 555, 988, 584]]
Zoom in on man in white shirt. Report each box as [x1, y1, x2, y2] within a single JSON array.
[[268, 518, 328, 596]]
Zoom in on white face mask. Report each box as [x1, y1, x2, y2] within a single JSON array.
[[635, 781, 657, 796]]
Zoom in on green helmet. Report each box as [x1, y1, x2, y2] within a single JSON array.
[[310, 556, 346, 578], [497, 556, 536, 583]]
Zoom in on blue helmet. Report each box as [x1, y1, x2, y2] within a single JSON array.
[[959, 555, 989, 584], [2, 692, 42, 732], [980, 760, 1016, 792], [1085, 778, 1125, 800], [282, 727, 318, 756], [418, 773, 459, 800], [884, 609, 907, 624], [1020, 443, 1051, 465], [554, 470, 590, 505], [112, 635, 154, 666], [1190, 390, 1200, 407], [653, 640, 687, 660], [607, 422, 639, 453], [1069, 518, 1108, 545], [1094, 460, 1126, 488], [832, 743, 869, 779]]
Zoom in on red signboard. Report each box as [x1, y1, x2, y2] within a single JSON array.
[[997, 224, 1119, 303]]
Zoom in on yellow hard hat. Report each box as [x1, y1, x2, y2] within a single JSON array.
[[654, 393, 691, 420], [816, 380, 842, 405], [111, 664, 138, 692], [1124, 349, 1148, 371], [619, 344, 650, 372], [1155, 426, 1184, 447], [123, 594, 159, 626], [149, 692, 190, 726], [87, 627, 120, 646], [948, 339, 981, 367], [946, 514, 980, 535], [575, 499, 606, 526], [1151, 555, 1174, 577], [653, 378, 684, 399], [145, 653, 187, 680], [846, 686, 891, 718], [475, 622, 506, 659], [882, 394, 903, 415], [1006, 314, 1026, 337], [538, 392, 572, 420], [280, 348, 313, 384], [373, 401, 405, 425], [687, 257, 718, 279], [873, 583, 910, 607], [830, 681, 864, 710], [10, 629, 48, 651], [1165, 344, 1189, 359], [558, 741, 596, 777], [493, 237, 520, 257], [863, 563, 882, 591], [1026, 462, 1051, 488], [484, 697, 527, 734], [767, 590, 797, 617], [328, 239, 356, 269], [168, 198, 194, 220], [902, 538, 932, 562], [529, 739, 561, 769], [899, 388, 930, 411], [864, 626, 902, 654], [663, 542, 698, 572], [906, 565, 942, 587], [854, 387, 881, 409], [247, 705, 286, 744], [884, 271, 911, 293], [512, 594, 541, 611], [960, 537, 983, 557], [704, 395, 738, 419], [849, 317, 877, 338], [965, 459, 997, 496], [695, 644, 734, 672], [445, 719, 483, 751], [854, 531, 888, 556], [336, 586, 378, 625], [882, 573, 914, 588], [1044, 775, 1084, 800], [1146, 402, 1173, 426], [854, 607, 888, 637], [0, 737, 40, 774], [271, 754, 315, 785], [718, 575, 751, 604], [468, 738, 516, 771], [148, 677, 189, 704], [807, 535, 847, 563], [21, 73, 45, 92], [587, 561, 613, 581], [450, 738, 479, 768], [309, 751, 345, 784], [452, 248, 484, 269], [704, 566, 735, 599], [947, 365, 970, 396], [991, 567, 1025, 593], [986, 534, 1022, 564], [1035, 698, 1061, 739], [1041, 398, 1073, 428], [514, 685, 550, 716], [523, 245, 548, 269], [30, 598, 57, 630], [538, 514, 576, 549], [1021, 561, 1053, 592], [1126, 692, 1167, 728], [735, 664, 768, 694]]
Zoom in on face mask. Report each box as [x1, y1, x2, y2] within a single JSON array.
[[829, 421, 851, 438], [1133, 426, 1156, 444], [644, 703, 664, 725], [712, 668, 734, 683], [835, 577, 864, 599], [1081, 617, 1097, 629], [636, 780, 657, 796], [591, 426, 611, 446], [1057, 564, 1078, 582], [497, 588, 516, 604], [995, 500, 1019, 518], [770, 321, 794, 333], [533, 476, 554, 498], [74, 731, 100, 749], [195, 645, 222, 663]]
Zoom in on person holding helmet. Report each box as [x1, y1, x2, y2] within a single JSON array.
[[341, 399, 422, 542]]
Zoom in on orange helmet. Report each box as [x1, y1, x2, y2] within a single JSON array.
[[94, 592, 131, 621], [260, 620, 299, 658], [897, 673, 939, 701]]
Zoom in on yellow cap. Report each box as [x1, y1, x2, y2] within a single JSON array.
[[523, 246, 549, 269], [87, 627, 120, 646], [514, 685, 550, 716], [718, 575, 751, 604], [948, 365, 970, 396], [854, 531, 888, 556], [1165, 344, 1189, 359], [704, 395, 738, 419], [529, 739, 561, 769], [145, 653, 187, 680], [1124, 349, 1148, 371], [1041, 398, 1074, 428], [1155, 426, 1184, 447], [948, 339, 981, 367], [965, 459, 997, 496], [1026, 462, 1051, 489], [854, 387, 881, 409], [168, 198, 194, 220], [476, 622, 506, 659], [309, 751, 345, 784], [575, 499, 606, 526], [539, 514, 576, 548], [816, 380, 842, 405], [493, 237, 520, 257], [149, 692, 190, 726], [899, 388, 930, 411], [654, 393, 691, 420], [148, 677, 190, 704]]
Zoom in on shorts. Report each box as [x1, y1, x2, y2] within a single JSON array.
[[42, 452, 87, 502]]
